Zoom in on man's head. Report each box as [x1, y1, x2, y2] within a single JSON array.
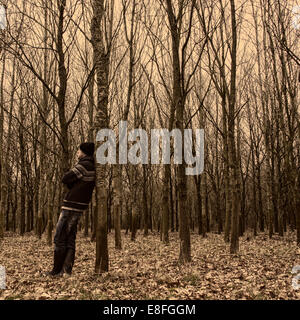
[[77, 142, 95, 159]]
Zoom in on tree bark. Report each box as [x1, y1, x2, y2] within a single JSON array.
[[91, 0, 109, 273], [228, 0, 240, 254]]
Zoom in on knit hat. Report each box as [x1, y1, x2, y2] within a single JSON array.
[[79, 142, 95, 157]]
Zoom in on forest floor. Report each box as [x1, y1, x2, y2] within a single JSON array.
[[0, 230, 300, 300]]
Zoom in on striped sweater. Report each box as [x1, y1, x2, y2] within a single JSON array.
[[61, 156, 96, 211]]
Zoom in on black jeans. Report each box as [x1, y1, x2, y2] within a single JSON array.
[[54, 209, 82, 249], [53, 209, 82, 274]]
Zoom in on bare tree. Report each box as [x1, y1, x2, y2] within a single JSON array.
[[91, 0, 109, 273]]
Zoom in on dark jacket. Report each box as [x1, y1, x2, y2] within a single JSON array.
[[61, 156, 96, 211]]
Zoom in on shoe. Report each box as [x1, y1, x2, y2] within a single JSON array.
[[48, 247, 67, 276], [62, 248, 75, 275], [44, 270, 63, 277]]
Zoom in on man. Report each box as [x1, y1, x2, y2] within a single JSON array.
[[47, 142, 96, 276]]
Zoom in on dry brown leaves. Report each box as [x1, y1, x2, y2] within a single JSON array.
[[0, 230, 299, 300]]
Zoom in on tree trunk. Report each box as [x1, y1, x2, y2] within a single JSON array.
[[143, 165, 149, 237], [161, 164, 170, 244], [91, 0, 109, 273], [228, 0, 240, 254], [165, 0, 193, 264], [113, 165, 122, 249], [0, 185, 7, 239], [47, 181, 53, 246]]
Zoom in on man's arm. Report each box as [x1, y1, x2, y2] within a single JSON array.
[[62, 164, 84, 186]]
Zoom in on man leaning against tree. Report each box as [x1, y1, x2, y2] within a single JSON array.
[[46, 142, 96, 277]]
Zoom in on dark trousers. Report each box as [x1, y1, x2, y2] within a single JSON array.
[[52, 209, 82, 274]]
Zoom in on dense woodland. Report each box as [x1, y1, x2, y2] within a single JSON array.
[[0, 0, 299, 274]]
